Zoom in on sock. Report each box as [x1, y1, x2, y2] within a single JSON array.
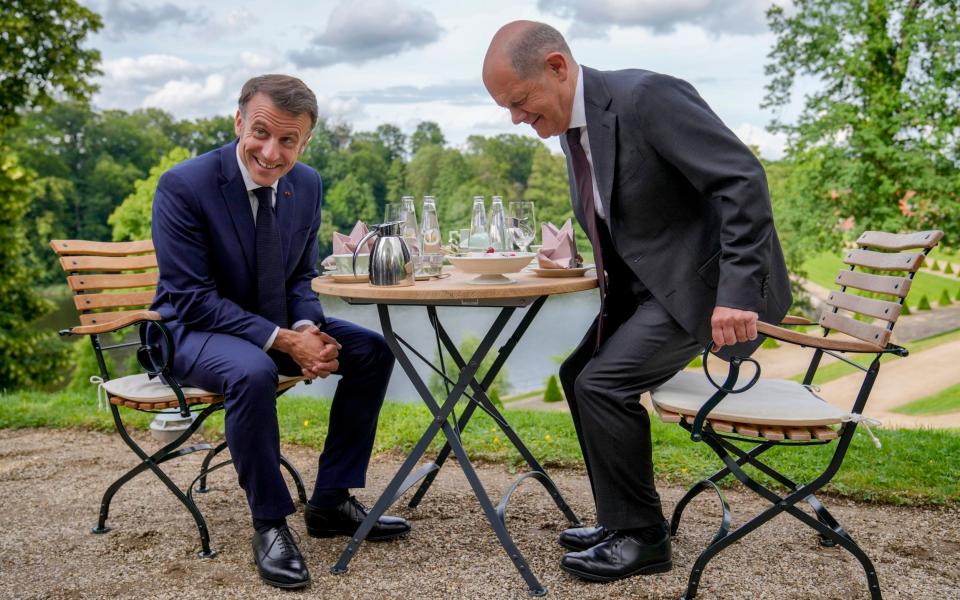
[[252, 516, 287, 534], [625, 521, 668, 544], [309, 487, 349, 508]]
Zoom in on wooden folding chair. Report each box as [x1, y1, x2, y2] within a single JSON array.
[[650, 229, 944, 599], [50, 239, 308, 557]]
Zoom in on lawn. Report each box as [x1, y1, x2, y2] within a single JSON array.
[[894, 383, 960, 416], [2, 389, 958, 506], [802, 251, 960, 308], [789, 327, 960, 385]]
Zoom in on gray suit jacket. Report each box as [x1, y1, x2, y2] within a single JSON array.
[[562, 66, 792, 356]]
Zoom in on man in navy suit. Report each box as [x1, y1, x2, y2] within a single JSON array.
[[483, 23, 791, 582], [151, 74, 409, 589]]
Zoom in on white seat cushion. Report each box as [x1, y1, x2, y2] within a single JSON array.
[[650, 371, 848, 426], [102, 373, 304, 403]]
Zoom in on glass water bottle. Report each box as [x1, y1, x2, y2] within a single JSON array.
[[468, 195, 488, 251], [400, 195, 420, 256], [420, 196, 441, 253], [487, 195, 508, 252]]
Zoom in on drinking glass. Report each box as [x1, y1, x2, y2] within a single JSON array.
[[383, 202, 402, 225], [508, 201, 536, 252]]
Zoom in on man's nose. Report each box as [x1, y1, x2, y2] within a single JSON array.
[[261, 138, 280, 160], [510, 107, 527, 125]]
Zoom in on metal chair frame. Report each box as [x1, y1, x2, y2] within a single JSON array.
[[668, 234, 941, 600], [53, 240, 307, 558]]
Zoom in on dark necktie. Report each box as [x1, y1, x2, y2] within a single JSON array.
[[566, 128, 606, 349], [254, 186, 288, 329]]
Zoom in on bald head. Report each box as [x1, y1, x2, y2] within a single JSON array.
[[483, 20, 574, 82], [482, 21, 578, 139]]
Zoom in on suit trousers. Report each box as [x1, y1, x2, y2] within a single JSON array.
[[559, 294, 700, 530], [178, 317, 395, 520]]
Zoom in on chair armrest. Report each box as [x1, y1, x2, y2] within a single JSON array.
[[757, 321, 884, 353], [780, 315, 816, 326], [66, 310, 162, 336]]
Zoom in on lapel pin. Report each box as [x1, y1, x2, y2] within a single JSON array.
[[284, 191, 292, 198]]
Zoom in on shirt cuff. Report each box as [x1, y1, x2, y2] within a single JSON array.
[[263, 326, 280, 351], [291, 319, 314, 331]]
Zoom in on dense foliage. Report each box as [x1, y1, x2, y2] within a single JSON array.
[[0, 0, 102, 131], [765, 0, 960, 249]]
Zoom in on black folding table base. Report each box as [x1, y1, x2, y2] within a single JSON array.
[[331, 298, 581, 596]]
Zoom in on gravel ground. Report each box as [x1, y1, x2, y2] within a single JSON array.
[[1, 428, 957, 600]]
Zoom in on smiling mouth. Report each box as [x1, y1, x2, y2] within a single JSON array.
[[254, 155, 281, 170]]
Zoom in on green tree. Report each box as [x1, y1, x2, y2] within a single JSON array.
[[764, 0, 960, 246], [0, 0, 102, 131], [524, 146, 576, 231], [410, 121, 445, 154], [0, 156, 69, 389], [109, 147, 192, 241]]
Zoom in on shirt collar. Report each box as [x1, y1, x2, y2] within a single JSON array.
[[235, 143, 278, 195], [567, 65, 586, 131]]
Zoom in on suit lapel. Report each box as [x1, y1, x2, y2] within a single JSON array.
[[219, 142, 256, 275], [276, 177, 296, 273], [583, 66, 616, 236]]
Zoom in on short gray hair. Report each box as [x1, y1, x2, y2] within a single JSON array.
[[509, 22, 572, 78], [239, 74, 318, 130]]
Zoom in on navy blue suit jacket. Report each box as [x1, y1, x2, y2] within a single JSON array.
[[151, 140, 326, 376]]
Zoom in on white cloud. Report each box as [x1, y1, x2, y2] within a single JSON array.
[[239, 51, 284, 72], [289, 0, 444, 68], [142, 74, 227, 113], [539, 0, 774, 37], [101, 54, 200, 83], [732, 122, 786, 160]]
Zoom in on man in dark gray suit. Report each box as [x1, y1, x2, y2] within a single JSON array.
[[483, 21, 791, 582]]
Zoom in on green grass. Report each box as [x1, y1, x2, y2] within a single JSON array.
[[802, 251, 960, 307], [789, 327, 960, 385], [894, 384, 960, 416], [1, 390, 958, 505]]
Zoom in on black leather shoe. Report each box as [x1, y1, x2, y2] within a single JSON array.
[[252, 525, 310, 589], [558, 525, 610, 551], [560, 530, 672, 582], [304, 496, 411, 541]]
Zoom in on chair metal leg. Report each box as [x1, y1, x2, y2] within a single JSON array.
[[279, 454, 307, 504], [95, 403, 221, 558], [196, 440, 228, 493]]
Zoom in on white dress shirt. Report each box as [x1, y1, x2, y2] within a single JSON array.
[[566, 65, 606, 221], [235, 145, 313, 350]]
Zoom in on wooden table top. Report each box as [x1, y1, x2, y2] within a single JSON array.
[[312, 266, 598, 306]]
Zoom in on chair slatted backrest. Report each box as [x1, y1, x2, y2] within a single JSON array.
[[821, 230, 944, 348], [50, 240, 158, 329]]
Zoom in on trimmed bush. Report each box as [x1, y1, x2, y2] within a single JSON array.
[[931, 260, 941, 271], [918, 295, 932, 310], [900, 303, 911, 316], [543, 375, 563, 403], [939, 289, 953, 307], [945, 262, 955, 275], [761, 336, 781, 349]]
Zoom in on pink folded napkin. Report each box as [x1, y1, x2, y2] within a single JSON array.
[[322, 221, 375, 268], [333, 221, 375, 254], [537, 219, 579, 269]]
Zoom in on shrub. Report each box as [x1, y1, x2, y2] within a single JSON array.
[[945, 262, 955, 275], [917, 295, 932, 310], [939, 289, 953, 307], [930, 260, 941, 271], [543, 375, 563, 403], [761, 336, 780, 349], [900, 303, 911, 316]]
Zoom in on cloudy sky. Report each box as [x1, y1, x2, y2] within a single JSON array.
[[80, 0, 800, 159]]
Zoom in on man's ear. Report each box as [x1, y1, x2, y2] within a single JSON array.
[[234, 109, 243, 137], [299, 133, 312, 155], [545, 52, 569, 80]]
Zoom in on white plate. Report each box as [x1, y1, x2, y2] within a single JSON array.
[[529, 267, 591, 278], [446, 252, 537, 285]]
